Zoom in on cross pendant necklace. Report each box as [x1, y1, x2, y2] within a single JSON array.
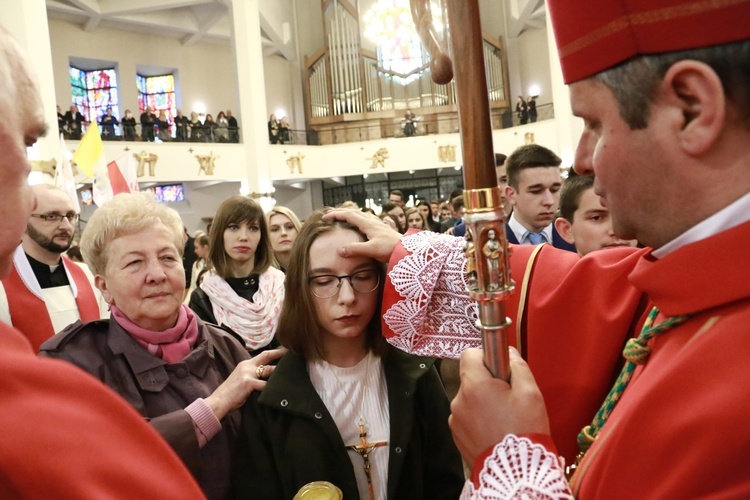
[[348, 419, 388, 500], [326, 352, 387, 500]]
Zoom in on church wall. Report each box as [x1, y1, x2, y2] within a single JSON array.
[[274, 184, 317, 222], [48, 19, 238, 119], [295, 0, 325, 58], [479, 0, 506, 38], [48, 3, 568, 230], [264, 54, 298, 125], [516, 27, 553, 108]]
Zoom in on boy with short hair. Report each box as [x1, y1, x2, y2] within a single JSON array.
[[554, 170, 637, 255]]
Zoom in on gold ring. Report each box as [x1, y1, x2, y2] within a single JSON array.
[[256, 364, 265, 379]]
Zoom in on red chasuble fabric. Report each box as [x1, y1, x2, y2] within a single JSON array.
[[0, 321, 204, 498], [2, 256, 100, 351], [383, 220, 750, 497], [383, 234, 649, 464], [571, 221, 750, 498]]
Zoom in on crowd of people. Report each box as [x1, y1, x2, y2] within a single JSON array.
[[57, 104, 240, 143], [366, 159, 634, 260], [3, 0, 749, 496], [2, 139, 636, 497], [6, 182, 464, 497]]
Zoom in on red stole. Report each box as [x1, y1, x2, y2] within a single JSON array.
[[2, 256, 100, 352]]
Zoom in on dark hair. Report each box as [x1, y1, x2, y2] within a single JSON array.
[[559, 169, 594, 223], [448, 189, 463, 202], [389, 189, 404, 201], [506, 144, 562, 189], [451, 195, 464, 212], [381, 201, 400, 212], [275, 210, 388, 360], [381, 202, 405, 233], [495, 153, 507, 166], [378, 212, 402, 233], [597, 40, 750, 130], [196, 268, 209, 286], [66, 244, 84, 263], [207, 195, 273, 279]]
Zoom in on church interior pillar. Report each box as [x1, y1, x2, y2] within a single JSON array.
[[230, 0, 275, 209], [0, 0, 60, 162]]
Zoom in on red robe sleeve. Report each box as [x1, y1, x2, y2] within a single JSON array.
[[0, 322, 204, 498], [381, 231, 649, 464]]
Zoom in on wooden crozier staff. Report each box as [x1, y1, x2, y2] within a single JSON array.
[[411, 0, 513, 380]]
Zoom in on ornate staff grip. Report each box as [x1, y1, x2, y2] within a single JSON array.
[[410, 0, 453, 84], [410, 0, 513, 381]]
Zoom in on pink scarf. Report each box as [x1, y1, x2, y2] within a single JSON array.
[[111, 304, 199, 364], [200, 267, 285, 350]]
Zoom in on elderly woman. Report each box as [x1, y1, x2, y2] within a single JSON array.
[[265, 206, 301, 272], [39, 192, 283, 500]]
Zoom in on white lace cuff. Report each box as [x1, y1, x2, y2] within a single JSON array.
[[383, 231, 481, 359], [460, 435, 573, 499]]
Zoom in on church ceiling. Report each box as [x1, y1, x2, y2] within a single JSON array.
[[46, 0, 293, 58]]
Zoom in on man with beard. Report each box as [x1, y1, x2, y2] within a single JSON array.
[[0, 184, 106, 351]]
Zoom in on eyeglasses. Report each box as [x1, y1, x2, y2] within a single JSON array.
[[307, 268, 381, 299], [30, 213, 79, 224]]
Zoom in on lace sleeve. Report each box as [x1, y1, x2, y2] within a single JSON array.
[[383, 231, 481, 359], [461, 434, 573, 500]]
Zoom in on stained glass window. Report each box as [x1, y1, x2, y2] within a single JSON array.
[[137, 74, 177, 123], [69, 67, 119, 124], [363, 0, 442, 85]]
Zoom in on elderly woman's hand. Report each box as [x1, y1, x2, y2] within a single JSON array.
[[204, 347, 286, 421]]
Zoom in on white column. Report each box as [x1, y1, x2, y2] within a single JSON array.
[[544, 0, 582, 167], [230, 0, 274, 209], [0, 0, 60, 162]]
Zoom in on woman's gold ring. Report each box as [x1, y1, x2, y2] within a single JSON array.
[[256, 364, 266, 379]]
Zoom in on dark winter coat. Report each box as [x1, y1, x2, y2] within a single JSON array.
[[233, 346, 464, 499]]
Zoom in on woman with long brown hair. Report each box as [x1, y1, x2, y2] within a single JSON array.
[[234, 210, 463, 499], [189, 196, 284, 353]]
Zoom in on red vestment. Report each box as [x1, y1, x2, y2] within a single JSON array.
[[0, 321, 204, 498], [382, 220, 750, 497], [2, 255, 100, 351], [383, 231, 647, 464], [571, 220, 750, 498]]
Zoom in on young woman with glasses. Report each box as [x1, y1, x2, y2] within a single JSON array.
[[234, 210, 463, 500]]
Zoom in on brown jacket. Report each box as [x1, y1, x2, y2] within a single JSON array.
[[40, 316, 249, 500]]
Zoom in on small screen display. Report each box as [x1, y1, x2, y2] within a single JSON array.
[[145, 184, 185, 202], [80, 188, 93, 205]]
